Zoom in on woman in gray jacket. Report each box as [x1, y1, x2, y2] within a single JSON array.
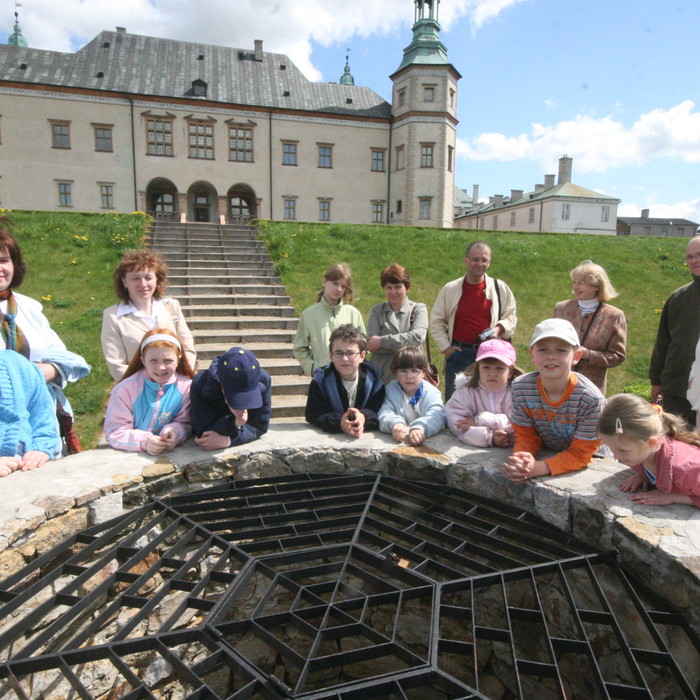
[[366, 264, 428, 383]]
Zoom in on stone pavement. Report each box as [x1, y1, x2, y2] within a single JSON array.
[[0, 427, 698, 633]]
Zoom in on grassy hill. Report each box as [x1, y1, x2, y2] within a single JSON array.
[[257, 221, 690, 398], [3, 211, 692, 448]]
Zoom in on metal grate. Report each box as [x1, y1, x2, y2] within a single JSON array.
[[0, 472, 697, 699]]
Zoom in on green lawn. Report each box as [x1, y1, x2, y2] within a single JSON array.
[[2, 210, 148, 447], [257, 220, 690, 399]]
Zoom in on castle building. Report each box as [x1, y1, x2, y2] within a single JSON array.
[[0, 0, 458, 227]]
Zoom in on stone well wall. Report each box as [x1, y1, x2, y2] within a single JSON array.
[[1, 425, 698, 633]]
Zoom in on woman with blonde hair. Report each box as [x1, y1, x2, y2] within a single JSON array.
[[553, 260, 626, 393]]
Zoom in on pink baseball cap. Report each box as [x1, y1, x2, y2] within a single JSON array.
[[476, 339, 516, 366]]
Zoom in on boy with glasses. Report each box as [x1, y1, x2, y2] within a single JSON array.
[[305, 324, 385, 438]]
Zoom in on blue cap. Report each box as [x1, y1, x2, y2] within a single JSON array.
[[216, 347, 262, 410]]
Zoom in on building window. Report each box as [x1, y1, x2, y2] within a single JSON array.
[[146, 118, 173, 156], [50, 121, 70, 149], [372, 202, 384, 223], [449, 88, 455, 107], [420, 144, 434, 168], [398, 89, 406, 107], [57, 182, 72, 207], [93, 125, 113, 152], [661, 226, 669, 236], [283, 198, 297, 220], [678, 227, 686, 237], [644, 226, 651, 235], [447, 146, 453, 172], [282, 142, 297, 166], [228, 125, 253, 162], [562, 203, 570, 220], [396, 200, 403, 214], [601, 205, 610, 222], [395, 145, 405, 171], [371, 149, 385, 172], [510, 212, 516, 226], [317, 144, 333, 169], [423, 85, 435, 102], [492, 216, 498, 229], [99, 184, 114, 209], [188, 121, 214, 159], [319, 200, 331, 221], [419, 198, 431, 220], [528, 207, 535, 224]]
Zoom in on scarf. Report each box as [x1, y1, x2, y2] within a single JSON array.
[[408, 381, 424, 406], [0, 290, 29, 358]]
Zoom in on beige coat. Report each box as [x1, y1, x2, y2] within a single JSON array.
[[101, 298, 196, 380], [553, 299, 626, 394]]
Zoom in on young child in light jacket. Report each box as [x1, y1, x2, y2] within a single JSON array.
[[379, 345, 445, 446], [104, 328, 194, 454], [446, 339, 521, 447]]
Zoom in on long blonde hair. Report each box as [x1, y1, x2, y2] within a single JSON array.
[[598, 394, 700, 447]]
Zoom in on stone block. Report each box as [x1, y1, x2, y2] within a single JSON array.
[[343, 449, 386, 472], [110, 473, 144, 492], [236, 452, 291, 480], [90, 491, 124, 526], [0, 509, 48, 546], [141, 460, 176, 478], [35, 493, 75, 519], [74, 486, 102, 507], [18, 508, 89, 559], [186, 458, 237, 483], [0, 547, 27, 580], [287, 449, 345, 474], [386, 446, 449, 483], [533, 482, 572, 533]]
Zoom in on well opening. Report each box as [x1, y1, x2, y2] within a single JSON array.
[[0, 472, 698, 699]]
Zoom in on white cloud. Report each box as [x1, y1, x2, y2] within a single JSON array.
[[8, 0, 525, 81], [457, 100, 700, 172]]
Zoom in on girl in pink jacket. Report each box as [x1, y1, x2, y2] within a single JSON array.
[[104, 328, 195, 454], [445, 339, 521, 448]]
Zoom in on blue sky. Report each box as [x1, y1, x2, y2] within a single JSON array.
[[4, 0, 700, 221]]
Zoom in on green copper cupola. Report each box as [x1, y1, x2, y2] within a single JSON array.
[[8, 7, 28, 47], [394, 0, 448, 72], [339, 50, 354, 85]]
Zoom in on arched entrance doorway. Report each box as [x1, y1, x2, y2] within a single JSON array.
[[146, 178, 178, 220], [227, 184, 257, 223], [187, 181, 217, 223]]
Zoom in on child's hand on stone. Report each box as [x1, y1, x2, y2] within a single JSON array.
[[20, 451, 49, 471], [392, 423, 409, 442], [408, 428, 425, 446]]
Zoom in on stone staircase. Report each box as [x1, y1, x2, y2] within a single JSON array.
[[146, 221, 307, 420]]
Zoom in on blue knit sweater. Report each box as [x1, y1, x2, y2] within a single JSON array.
[[0, 351, 59, 458]]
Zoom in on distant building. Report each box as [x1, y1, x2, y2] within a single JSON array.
[[0, 0, 458, 227], [616, 209, 698, 237], [454, 156, 620, 235]]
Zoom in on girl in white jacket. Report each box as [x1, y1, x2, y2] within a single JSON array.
[[379, 346, 446, 446], [445, 339, 521, 448]]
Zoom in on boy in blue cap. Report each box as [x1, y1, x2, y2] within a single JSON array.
[[191, 347, 271, 449]]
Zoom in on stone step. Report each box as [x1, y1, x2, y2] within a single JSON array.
[[147, 234, 261, 244], [195, 355, 301, 376], [169, 274, 282, 286], [187, 315, 298, 331], [169, 283, 288, 297], [196, 341, 295, 360], [185, 293, 291, 306], [191, 328, 295, 344], [166, 260, 277, 270], [160, 252, 272, 263], [180, 304, 296, 318], [156, 245, 265, 256], [168, 265, 279, 276], [269, 393, 307, 418]]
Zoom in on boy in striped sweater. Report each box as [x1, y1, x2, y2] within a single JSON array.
[[503, 318, 606, 482]]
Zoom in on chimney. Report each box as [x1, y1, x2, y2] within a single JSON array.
[[493, 194, 504, 207], [534, 184, 544, 193], [544, 174, 555, 189], [558, 155, 573, 184], [254, 39, 263, 61], [511, 189, 523, 202], [641, 208, 649, 219], [472, 185, 479, 205]]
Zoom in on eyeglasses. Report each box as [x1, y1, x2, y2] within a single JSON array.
[[686, 254, 700, 262], [332, 350, 360, 359], [467, 256, 491, 264], [397, 368, 423, 376]]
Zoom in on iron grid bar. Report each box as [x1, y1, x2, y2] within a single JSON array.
[[0, 473, 697, 700]]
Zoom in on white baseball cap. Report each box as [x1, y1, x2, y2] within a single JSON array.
[[530, 318, 580, 348]]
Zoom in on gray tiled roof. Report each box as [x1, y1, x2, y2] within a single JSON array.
[[618, 216, 698, 226], [0, 30, 393, 119]]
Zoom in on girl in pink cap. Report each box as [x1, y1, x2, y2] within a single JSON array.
[[445, 339, 521, 447]]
